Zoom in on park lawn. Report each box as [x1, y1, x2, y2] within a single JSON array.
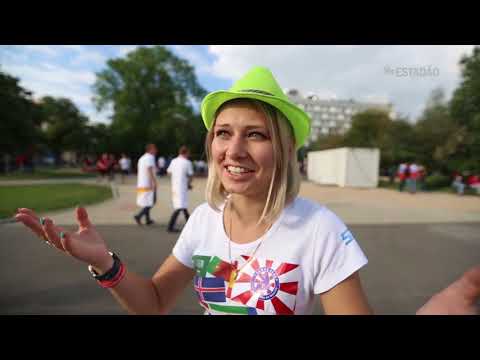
[[0, 168, 96, 180], [0, 183, 112, 219]]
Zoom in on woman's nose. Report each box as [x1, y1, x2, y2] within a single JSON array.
[[225, 135, 247, 159]]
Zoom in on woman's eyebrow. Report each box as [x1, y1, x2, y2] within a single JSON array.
[[214, 123, 230, 128], [244, 125, 268, 131]]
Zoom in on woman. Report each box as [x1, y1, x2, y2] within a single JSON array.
[[15, 67, 480, 315]]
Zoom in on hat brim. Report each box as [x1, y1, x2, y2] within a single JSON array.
[[201, 90, 311, 149]]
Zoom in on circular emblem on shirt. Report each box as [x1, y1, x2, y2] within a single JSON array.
[[250, 267, 280, 300]]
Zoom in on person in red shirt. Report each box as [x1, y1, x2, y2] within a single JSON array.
[[96, 153, 109, 181]]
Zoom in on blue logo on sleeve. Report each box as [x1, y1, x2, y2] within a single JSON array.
[[341, 230, 355, 245]]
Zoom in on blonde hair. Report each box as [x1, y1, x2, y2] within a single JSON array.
[[205, 98, 301, 225]]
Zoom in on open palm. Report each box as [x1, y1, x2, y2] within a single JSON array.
[[15, 207, 111, 269]]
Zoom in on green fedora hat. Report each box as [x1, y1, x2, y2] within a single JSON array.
[[200, 66, 311, 149]]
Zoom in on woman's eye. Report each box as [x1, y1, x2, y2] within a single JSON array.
[[248, 132, 266, 139], [215, 130, 229, 138]]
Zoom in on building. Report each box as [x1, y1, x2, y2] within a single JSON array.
[[286, 89, 396, 146]]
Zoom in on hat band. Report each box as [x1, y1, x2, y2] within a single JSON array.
[[239, 89, 274, 96]]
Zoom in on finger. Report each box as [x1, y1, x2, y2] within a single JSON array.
[[59, 231, 74, 255], [15, 213, 48, 240], [76, 207, 92, 229], [42, 218, 63, 250], [17, 208, 40, 222]]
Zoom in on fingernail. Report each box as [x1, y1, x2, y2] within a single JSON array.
[[60, 232, 65, 239], [40, 217, 45, 226]]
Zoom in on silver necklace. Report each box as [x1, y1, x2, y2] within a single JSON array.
[[226, 199, 270, 289]]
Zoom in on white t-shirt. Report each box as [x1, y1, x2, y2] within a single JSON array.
[[137, 153, 156, 188], [172, 197, 368, 315], [157, 157, 166, 169], [167, 156, 194, 209], [119, 157, 131, 171]]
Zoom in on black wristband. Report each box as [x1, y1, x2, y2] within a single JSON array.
[[88, 252, 121, 281]]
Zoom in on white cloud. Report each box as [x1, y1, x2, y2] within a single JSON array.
[[6, 62, 95, 87], [71, 49, 107, 66], [206, 45, 476, 120], [20, 45, 59, 57]]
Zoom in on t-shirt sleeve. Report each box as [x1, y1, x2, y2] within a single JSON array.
[[167, 160, 173, 174], [147, 155, 156, 169], [171, 205, 201, 269], [312, 208, 368, 294]]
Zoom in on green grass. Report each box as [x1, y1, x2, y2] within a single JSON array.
[[0, 168, 96, 180], [0, 183, 112, 219]]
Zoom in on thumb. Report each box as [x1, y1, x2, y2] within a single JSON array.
[[451, 265, 480, 304], [76, 206, 92, 229]]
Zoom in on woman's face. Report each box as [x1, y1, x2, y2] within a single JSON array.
[[211, 102, 275, 199]]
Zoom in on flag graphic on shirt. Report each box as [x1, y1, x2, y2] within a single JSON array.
[[194, 276, 226, 304], [207, 256, 236, 282], [228, 256, 300, 315], [192, 255, 212, 277], [191, 254, 299, 315]]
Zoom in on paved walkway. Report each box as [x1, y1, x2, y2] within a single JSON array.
[[3, 176, 478, 226]]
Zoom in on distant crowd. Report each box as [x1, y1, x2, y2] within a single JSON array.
[[81, 152, 208, 183]]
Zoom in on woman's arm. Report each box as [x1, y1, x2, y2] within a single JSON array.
[[107, 255, 195, 315], [319, 271, 373, 315], [15, 207, 195, 315]]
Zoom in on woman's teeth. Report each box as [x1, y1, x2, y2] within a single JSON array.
[[227, 166, 250, 174]]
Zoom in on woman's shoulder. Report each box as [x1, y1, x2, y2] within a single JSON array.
[[190, 202, 223, 220], [285, 197, 346, 229]]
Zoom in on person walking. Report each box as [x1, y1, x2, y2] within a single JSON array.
[[166, 146, 194, 233], [134, 144, 158, 226]]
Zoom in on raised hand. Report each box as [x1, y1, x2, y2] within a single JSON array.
[[417, 265, 480, 315], [15, 207, 113, 271]]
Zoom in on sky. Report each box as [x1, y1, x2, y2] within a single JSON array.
[[0, 45, 476, 124]]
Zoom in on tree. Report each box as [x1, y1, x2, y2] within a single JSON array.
[[0, 70, 43, 172], [414, 88, 459, 172], [384, 117, 416, 167], [39, 96, 89, 164], [343, 109, 393, 166], [93, 46, 207, 158], [309, 133, 345, 152], [449, 46, 480, 173], [344, 109, 391, 147]]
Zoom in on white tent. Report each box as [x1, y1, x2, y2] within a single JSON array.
[[307, 147, 380, 188]]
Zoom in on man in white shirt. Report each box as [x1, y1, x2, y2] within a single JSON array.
[[134, 144, 158, 226], [166, 145, 194, 232], [157, 156, 166, 176], [119, 153, 131, 184]]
